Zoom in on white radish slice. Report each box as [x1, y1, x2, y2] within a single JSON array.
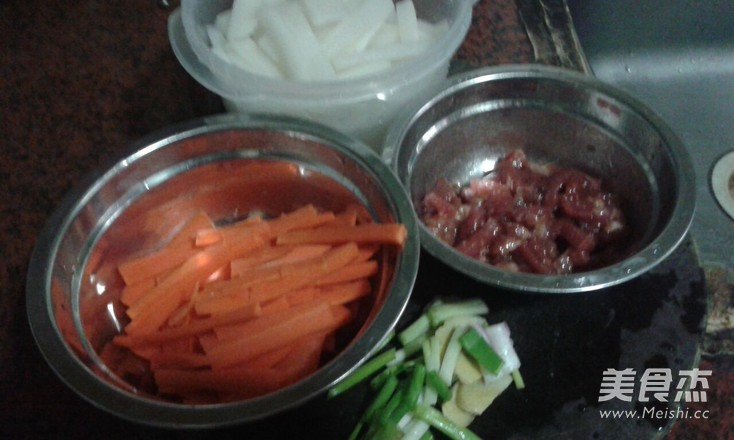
[[320, 0, 394, 57], [300, 0, 346, 27], [206, 24, 232, 63], [335, 60, 392, 79], [259, 2, 334, 81], [331, 41, 430, 71], [417, 19, 450, 41], [227, 0, 263, 41], [227, 37, 284, 78], [214, 9, 232, 36], [395, 0, 419, 43], [367, 22, 401, 48]]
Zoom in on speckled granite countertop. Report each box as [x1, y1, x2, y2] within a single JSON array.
[[1, 0, 731, 438]]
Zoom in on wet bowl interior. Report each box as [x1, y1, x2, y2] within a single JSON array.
[[388, 65, 695, 293], [26, 114, 419, 427]]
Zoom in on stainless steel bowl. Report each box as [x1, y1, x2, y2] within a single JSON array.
[[387, 65, 695, 293], [26, 113, 420, 427]]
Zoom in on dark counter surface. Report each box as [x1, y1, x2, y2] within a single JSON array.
[[1, 0, 731, 438]]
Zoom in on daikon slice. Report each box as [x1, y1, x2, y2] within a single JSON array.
[[227, 37, 284, 78], [367, 22, 401, 49], [417, 19, 450, 41], [335, 60, 393, 79], [207, 24, 232, 63], [320, 0, 394, 57], [227, 0, 263, 41], [395, 0, 419, 43], [259, 2, 335, 81], [300, 0, 346, 27], [214, 9, 232, 36], [331, 40, 430, 71]]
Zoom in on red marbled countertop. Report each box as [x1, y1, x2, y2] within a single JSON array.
[[1, 0, 730, 438]]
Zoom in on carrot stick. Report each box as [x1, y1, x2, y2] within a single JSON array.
[[120, 278, 155, 307], [229, 245, 294, 277], [123, 232, 267, 335], [267, 204, 335, 235], [198, 332, 219, 353], [200, 242, 359, 314], [260, 244, 332, 267], [193, 290, 251, 316], [276, 223, 407, 247], [194, 228, 223, 247], [248, 345, 294, 369], [150, 352, 209, 370], [315, 279, 372, 306], [117, 211, 215, 286], [113, 301, 261, 347], [248, 242, 360, 304], [284, 286, 319, 306], [355, 244, 380, 262], [206, 301, 336, 368], [260, 296, 290, 315], [315, 260, 378, 286]]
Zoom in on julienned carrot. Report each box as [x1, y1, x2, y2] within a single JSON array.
[[111, 201, 405, 402], [212, 298, 333, 342], [315, 260, 378, 286], [117, 211, 215, 286], [124, 231, 268, 335], [267, 204, 335, 235], [315, 279, 372, 306], [113, 301, 262, 347], [276, 223, 408, 247], [229, 245, 294, 276], [120, 278, 155, 307], [155, 334, 325, 399], [206, 301, 349, 369], [193, 242, 359, 315], [194, 228, 223, 247]]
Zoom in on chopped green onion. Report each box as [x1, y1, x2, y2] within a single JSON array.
[[390, 363, 426, 423], [459, 328, 504, 376], [427, 299, 488, 327], [398, 313, 430, 346], [425, 370, 452, 402], [412, 403, 482, 440], [438, 326, 465, 384], [328, 348, 397, 399], [512, 369, 526, 390], [347, 421, 364, 440], [363, 373, 399, 423]]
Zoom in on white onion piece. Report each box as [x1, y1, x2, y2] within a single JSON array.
[[395, 0, 419, 43], [320, 0, 394, 57], [479, 322, 521, 378]]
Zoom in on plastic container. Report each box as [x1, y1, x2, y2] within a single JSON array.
[[170, 0, 475, 150]]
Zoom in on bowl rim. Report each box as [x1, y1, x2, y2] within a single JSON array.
[[170, 1, 476, 103], [25, 113, 420, 427], [386, 64, 696, 293]]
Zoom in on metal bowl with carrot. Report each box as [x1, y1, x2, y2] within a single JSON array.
[[25, 113, 419, 427]]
